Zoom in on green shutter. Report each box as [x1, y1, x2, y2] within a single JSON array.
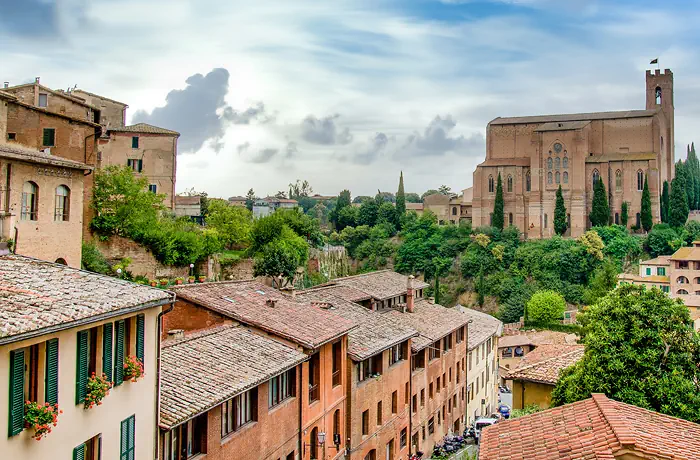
[[45, 338, 59, 405], [120, 418, 128, 460], [120, 415, 135, 460], [136, 314, 145, 364], [132, 137, 138, 149], [128, 415, 135, 460], [73, 443, 86, 460], [8, 349, 25, 436], [114, 320, 125, 386], [76, 330, 89, 405], [103, 323, 113, 382]]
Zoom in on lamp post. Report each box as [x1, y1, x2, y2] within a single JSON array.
[[116, 268, 122, 279], [318, 431, 326, 460], [189, 263, 194, 277]]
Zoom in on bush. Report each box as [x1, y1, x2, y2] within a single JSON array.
[[526, 290, 566, 323], [645, 225, 680, 257], [81, 242, 111, 274]]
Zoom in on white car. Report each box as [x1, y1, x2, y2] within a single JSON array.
[[471, 417, 499, 444]]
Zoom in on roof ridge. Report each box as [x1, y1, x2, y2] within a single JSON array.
[[508, 347, 583, 375], [592, 394, 637, 450], [162, 324, 236, 348], [172, 279, 260, 290]]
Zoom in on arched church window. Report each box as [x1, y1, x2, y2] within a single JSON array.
[[563, 172, 569, 184], [526, 171, 531, 192], [548, 172, 553, 184], [563, 157, 568, 168], [592, 169, 600, 187], [555, 172, 560, 184], [508, 213, 513, 226], [488, 175, 494, 193], [555, 157, 560, 169], [637, 170, 644, 191], [661, 136, 664, 153], [507, 175, 513, 193], [616, 170, 622, 192], [547, 158, 553, 170], [655, 86, 662, 105]]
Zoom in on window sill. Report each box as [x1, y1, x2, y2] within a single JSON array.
[[221, 421, 257, 445], [268, 396, 295, 414]]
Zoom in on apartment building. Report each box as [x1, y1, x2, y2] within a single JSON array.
[[0, 143, 91, 267], [163, 281, 357, 460], [0, 252, 175, 459]]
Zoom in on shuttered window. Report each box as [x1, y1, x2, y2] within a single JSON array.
[[114, 320, 125, 386], [120, 415, 136, 460], [42, 128, 55, 147], [45, 338, 59, 405], [136, 314, 145, 364], [103, 323, 113, 382], [73, 443, 86, 460], [76, 330, 89, 405], [8, 349, 25, 436]]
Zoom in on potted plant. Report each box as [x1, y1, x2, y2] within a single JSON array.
[[159, 279, 168, 287], [149, 280, 157, 287], [198, 275, 206, 283], [175, 277, 184, 285], [24, 401, 61, 440], [123, 355, 144, 382], [188, 276, 195, 284], [84, 373, 112, 410]]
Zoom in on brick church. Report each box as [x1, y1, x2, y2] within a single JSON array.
[[471, 69, 675, 238]]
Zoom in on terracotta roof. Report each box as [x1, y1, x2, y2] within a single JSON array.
[[0, 143, 92, 170], [641, 255, 671, 266], [458, 307, 503, 349], [479, 394, 700, 460], [326, 270, 429, 301], [618, 273, 669, 284], [174, 196, 201, 206], [490, 109, 659, 125], [507, 345, 584, 385], [171, 281, 356, 349], [296, 287, 417, 361], [406, 203, 424, 211], [301, 284, 373, 303], [0, 254, 173, 343], [497, 335, 537, 349], [397, 299, 474, 351], [585, 152, 657, 163], [160, 324, 307, 429], [671, 246, 700, 261], [109, 123, 179, 136]]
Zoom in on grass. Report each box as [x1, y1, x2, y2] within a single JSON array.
[[218, 249, 247, 265]]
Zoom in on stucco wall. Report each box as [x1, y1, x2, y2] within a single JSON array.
[[71, 90, 127, 130], [0, 97, 8, 140], [0, 307, 162, 460], [466, 338, 499, 425], [5, 85, 95, 122], [511, 380, 554, 410]]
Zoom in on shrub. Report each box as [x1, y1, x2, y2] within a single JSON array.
[[526, 290, 566, 323], [81, 242, 110, 274]]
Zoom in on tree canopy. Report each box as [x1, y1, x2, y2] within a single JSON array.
[[669, 162, 689, 227], [206, 199, 253, 249], [526, 290, 566, 323], [554, 185, 567, 236], [589, 177, 609, 227], [396, 171, 406, 219], [492, 173, 504, 230], [641, 177, 652, 232]]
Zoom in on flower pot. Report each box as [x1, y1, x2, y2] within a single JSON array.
[[198, 277, 206, 283], [175, 279, 183, 285], [188, 278, 195, 284], [150, 282, 157, 287], [160, 281, 168, 286]]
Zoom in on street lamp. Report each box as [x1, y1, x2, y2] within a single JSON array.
[[116, 268, 122, 279], [189, 263, 194, 277], [317, 431, 326, 446]]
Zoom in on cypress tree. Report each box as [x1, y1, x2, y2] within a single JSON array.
[[661, 181, 670, 223], [589, 176, 609, 227], [554, 185, 567, 235], [641, 177, 653, 232], [396, 171, 406, 217], [621, 201, 629, 227], [492, 173, 504, 230], [669, 162, 689, 228], [692, 143, 700, 210]]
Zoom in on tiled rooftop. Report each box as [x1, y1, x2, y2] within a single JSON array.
[[0, 143, 93, 170], [160, 325, 307, 429], [397, 299, 474, 351], [480, 394, 700, 459], [506, 344, 584, 385], [490, 109, 658, 125], [295, 287, 417, 361], [0, 254, 173, 343], [326, 270, 429, 301], [109, 123, 180, 136], [497, 334, 537, 349], [459, 307, 503, 350], [301, 284, 373, 303], [171, 280, 356, 349], [641, 256, 671, 266]]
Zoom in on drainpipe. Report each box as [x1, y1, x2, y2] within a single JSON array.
[[298, 365, 303, 460], [154, 294, 176, 460]]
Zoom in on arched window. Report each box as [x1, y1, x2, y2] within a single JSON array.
[[563, 172, 569, 184], [364, 450, 377, 460], [562, 157, 568, 168], [488, 175, 494, 193], [555, 157, 560, 169], [677, 276, 689, 284], [525, 171, 531, 192], [547, 158, 553, 170], [694, 277, 700, 284], [636, 213, 641, 228], [333, 409, 341, 442], [310, 427, 318, 459], [547, 172, 553, 184], [507, 175, 513, 193], [592, 170, 600, 187], [555, 172, 560, 184], [656, 86, 662, 105], [567, 213, 571, 228], [615, 170, 622, 192], [452, 207, 457, 216], [54, 185, 70, 221], [677, 289, 689, 295], [508, 213, 513, 226], [54, 258, 67, 265], [661, 136, 664, 153], [615, 213, 619, 224], [544, 214, 548, 228], [637, 170, 644, 191], [21, 181, 38, 221]]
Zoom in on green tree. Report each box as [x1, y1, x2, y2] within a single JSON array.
[[583, 259, 619, 305], [357, 199, 379, 227], [330, 189, 351, 228], [621, 201, 629, 227], [206, 199, 253, 249], [641, 177, 653, 232], [378, 202, 398, 228], [554, 185, 567, 236], [337, 206, 359, 231], [252, 227, 308, 288], [431, 257, 453, 305], [245, 188, 256, 211], [661, 181, 670, 223], [288, 179, 313, 200], [438, 185, 452, 195], [526, 290, 566, 323], [685, 145, 697, 211], [396, 171, 406, 218], [421, 189, 439, 201], [692, 143, 700, 210], [669, 163, 689, 228], [199, 192, 210, 217], [492, 173, 504, 230], [81, 242, 111, 274], [405, 192, 421, 203], [552, 285, 700, 423], [589, 176, 609, 227]]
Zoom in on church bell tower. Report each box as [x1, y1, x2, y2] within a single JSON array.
[[646, 68, 674, 182]]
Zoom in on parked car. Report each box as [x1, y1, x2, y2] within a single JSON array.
[[498, 403, 511, 419], [469, 417, 499, 444]]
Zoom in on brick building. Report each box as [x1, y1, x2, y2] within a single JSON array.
[[471, 69, 675, 238]]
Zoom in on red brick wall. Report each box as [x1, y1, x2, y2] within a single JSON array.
[[162, 299, 228, 339]]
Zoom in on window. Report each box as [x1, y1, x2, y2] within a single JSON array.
[[637, 170, 644, 191], [677, 276, 689, 284], [389, 343, 406, 366], [547, 158, 553, 170], [127, 159, 143, 173], [333, 409, 341, 444], [678, 289, 689, 295], [400, 428, 407, 449], [362, 410, 369, 435], [405, 382, 409, 405], [555, 171, 560, 184], [412, 394, 417, 412], [488, 175, 494, 193], [120, 415, 135, 460], [269, 368, 296, 408], [420, 389, 425, 406], [73, 434, 101, 460], [422, 426, 426, 441], [385, 439, 394, 460], [412, 349, 425, 371], [43, 128, 55, 146], [636, 213, 641, 228], [615, 170, 622, 192], [38, 93, 48, 107], [456, 326, 465, 343], [563, 171, 568, 184], [332, 341, 342, 386], [412, 432, 419, 452], [563, 157, 568, 168], [615, 213, 620, 225], [547, 172, 552, 184], [358, 355, 382, 382], [364, 450, 376, 460], [655, 86, 662, 105], [658, 267, 666, 276], [21, 181, 38, 221], [377, 401, 383, 425], [646, 267, 652, 276], [443, 334, 452, 352], [507, 175, 513, 193], [662, 285, 670, 293], [55, 185, 70, 221], [592, 169, 600, 187], [162, 414, 207, 460], [555, 157, 560, 169], [310, 427, 319, 460], [452, 207, 457, 216], [148, 184, 157, 194], [309, 352, 320, 402], [437, 408, 441, 425], [525, 171, 531, 192], [449, 368, 452, 382], [429, 341, 441, 360], [437, 377, 441, 391], [131, 136, 139, 149], [392, 391, 398, 414], [221, 388, 257, 436], [429, 382, 433, 399], [509, 212, 513, 226], [544, 213, 548, 229], [7, 132, 16, 140], [428, 417, 435, 434]]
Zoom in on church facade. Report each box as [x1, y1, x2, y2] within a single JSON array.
[[471, 69, 675, 239]]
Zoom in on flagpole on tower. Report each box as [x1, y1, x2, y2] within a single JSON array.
[[650, 58, 660, 70]]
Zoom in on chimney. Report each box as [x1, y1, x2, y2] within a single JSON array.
[[406, 275, 415, 313], [35, 77, 40, 84], [280, 286, 296, 297], [3, 82, 8, 89], [167, 329, 184, 339], [266, 298, 277, 308]]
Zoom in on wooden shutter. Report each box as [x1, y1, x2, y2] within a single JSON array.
[[114, 320, 125, 386], [120, 415, 135, 460], [73, 443, 86, 460], [76, 330, 89, 405], [45, 338, 59, 405], [128, 415, 136, 459], [103, 323, 113, 382], [136, 314, 145, 364], [43, 128, 54, 146], [8, 349, 25, 436]]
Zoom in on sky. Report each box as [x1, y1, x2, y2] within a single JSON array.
[[2, 0, 700, 199]]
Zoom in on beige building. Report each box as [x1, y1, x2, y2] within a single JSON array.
[[472, 69, 675, 238], [0, 143, 91, 267], [70, 89, 128, 131], [0, 253, 174, 460], [422, 189, 473, 226]]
